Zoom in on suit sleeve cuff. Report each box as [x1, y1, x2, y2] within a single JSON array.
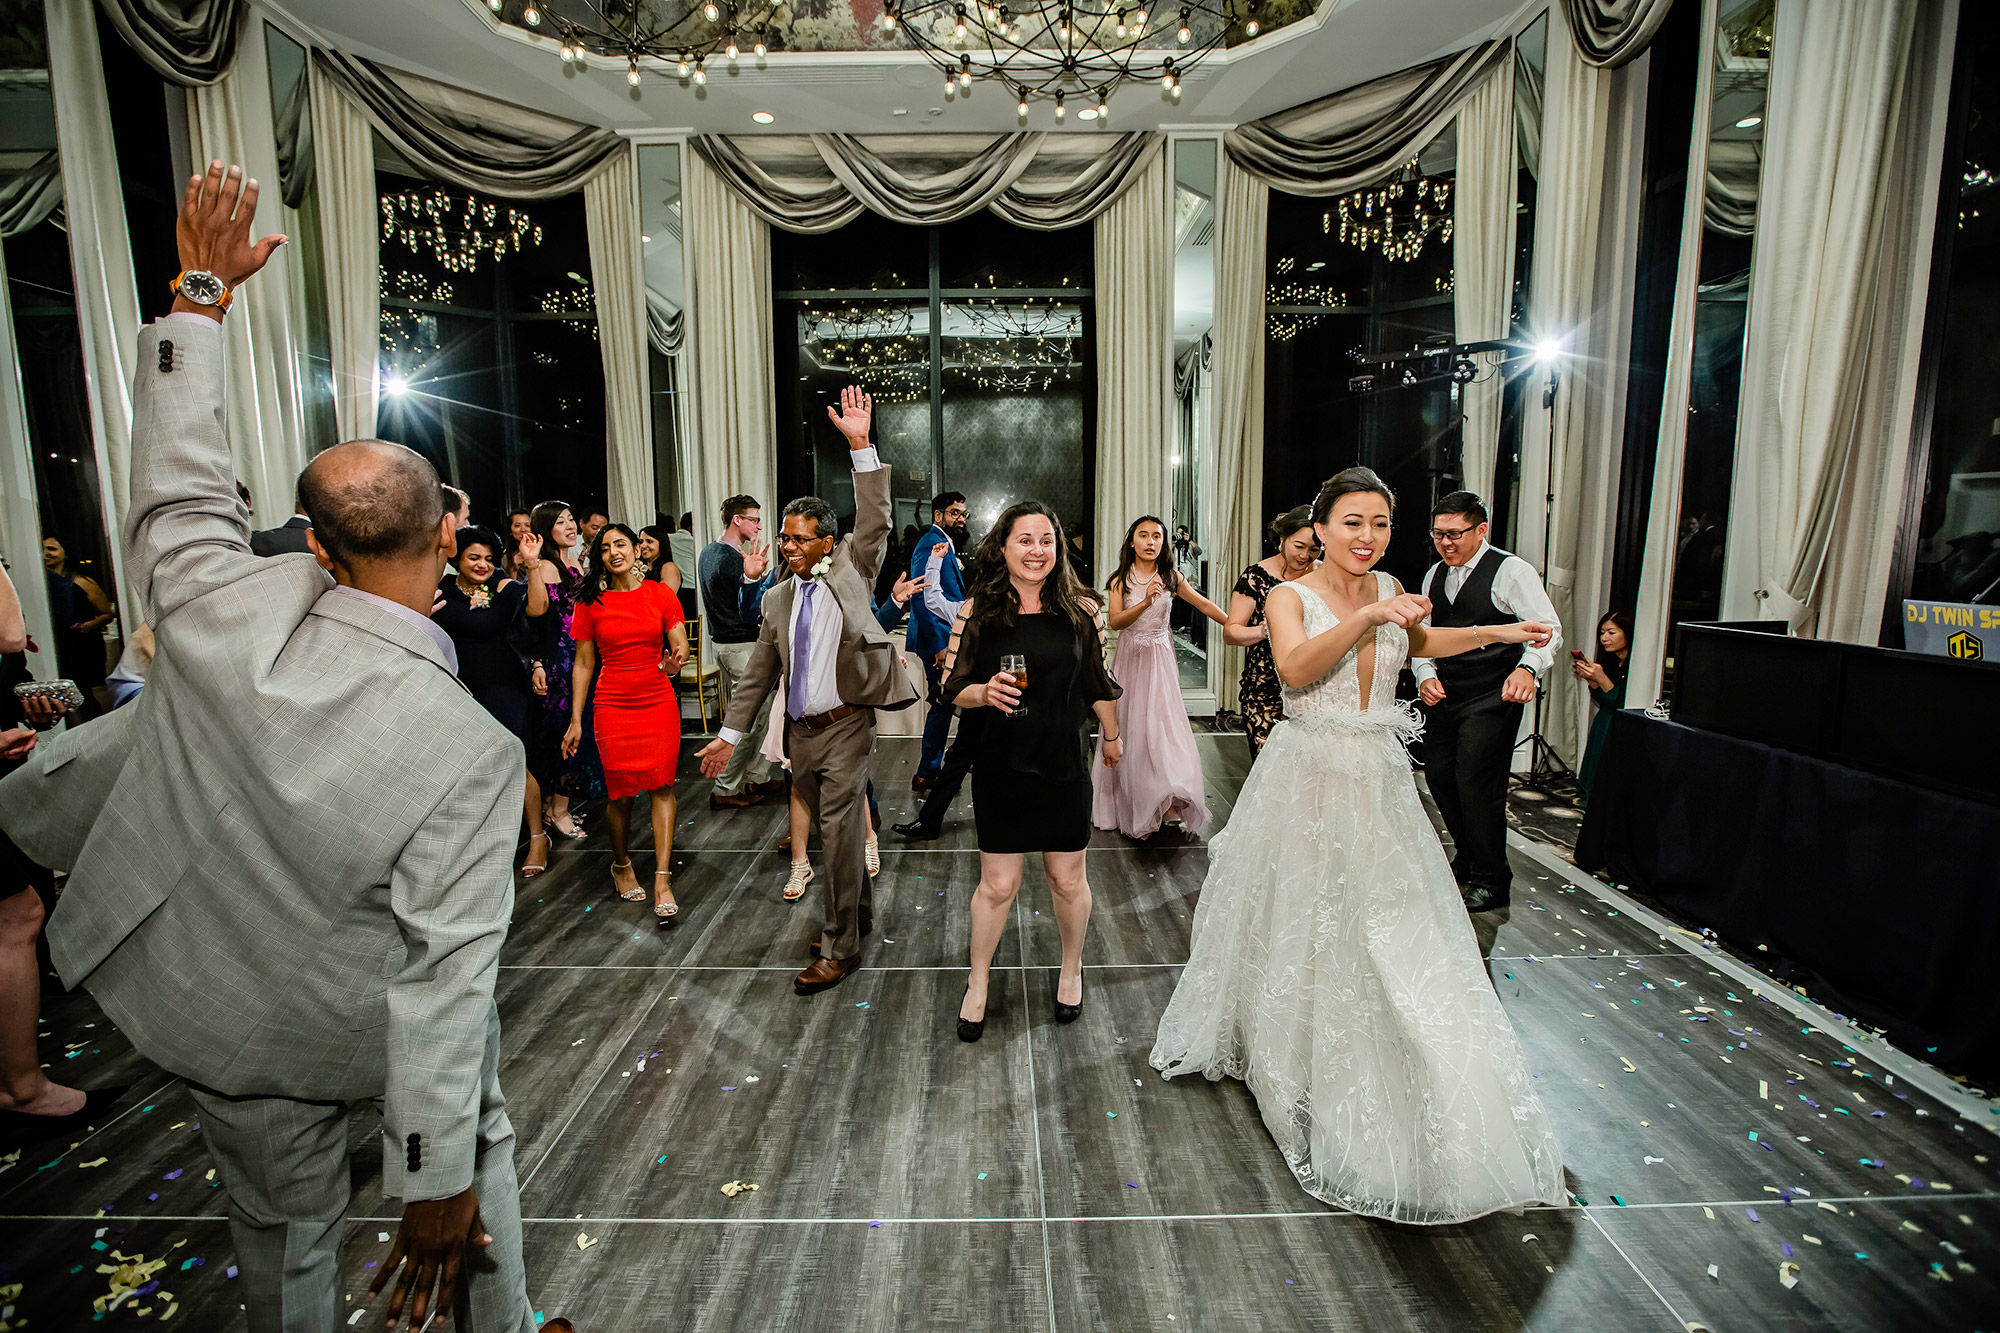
[[1411, 660, 1437, 683], [848, 446, 882, 473], [718, 726, 745, 746]]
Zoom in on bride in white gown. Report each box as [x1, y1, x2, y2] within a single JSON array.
[[1151, 468, 1566, 1224]]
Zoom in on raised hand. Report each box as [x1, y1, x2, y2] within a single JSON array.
[[174, 161, 286, 314], [741, 537, 770, 581], [1368, 593, 1432, 629], [826, 385, 873, 449], [891, 572, 926, 607], [517, 531, 543, 568], [367, 1185, 487, 1331]]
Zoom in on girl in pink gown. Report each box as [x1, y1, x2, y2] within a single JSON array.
[[1092, 516, 1230, 838]]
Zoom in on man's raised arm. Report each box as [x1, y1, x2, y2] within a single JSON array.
[[124, 161, 286, 622]]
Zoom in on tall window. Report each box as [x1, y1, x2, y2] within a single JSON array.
[[375, 173, 605, 516], [1901, 4, 1999, 618], [1261, 128, 1458, 592], [771, 212, 1095, 566]]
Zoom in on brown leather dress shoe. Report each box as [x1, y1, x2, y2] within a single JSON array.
[[750, 778, 787, 796], [710, 790, 766, 809], [794, 953, 861, 995]]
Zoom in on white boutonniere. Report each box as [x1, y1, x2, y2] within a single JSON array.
[[809, 554, 835, 581]]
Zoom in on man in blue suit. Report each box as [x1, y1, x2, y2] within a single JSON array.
[[905, 492, 968, 792]]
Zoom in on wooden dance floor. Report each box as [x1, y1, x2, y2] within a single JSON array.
[[5, 734, 1997, 1330]]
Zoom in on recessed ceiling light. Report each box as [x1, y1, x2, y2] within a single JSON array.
[[751, 110, 776, 124], [892, 107, 910, 116], [1077, 107, 1098, 121], [1735, 115, 1762, 129]]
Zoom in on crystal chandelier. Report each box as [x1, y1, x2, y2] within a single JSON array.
[[489, 0, 784, 87], [1326, 171, 1453, 264], [380, 187, 543, 274], [883, 0, 1261, 116]]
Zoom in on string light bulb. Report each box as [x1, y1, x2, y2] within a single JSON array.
[[954, 4, 967, 35], [727, 39, 739, 59], [754, 40, 766, 55], [1116, 10, 1127, 35], [1097, 92, 1108, 117], [1245, 15, 1258, 33], [1054, 92, 1065, 121], [1178, 8, 1191, 41], [884, 9, 898, 27], [523, 5, 540, 24], [627, 60, 641, 84], [703, 2, 719, 20], [488, 0, 501, 11], [677, 54, 690, 76], [1018, 93, 1029, 116], [692, 60, 707, 84]]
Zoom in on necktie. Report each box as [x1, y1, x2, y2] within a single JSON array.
[[789, 580, 816, 719]]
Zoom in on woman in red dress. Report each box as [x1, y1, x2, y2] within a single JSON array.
[[564, 524, 690, 920]]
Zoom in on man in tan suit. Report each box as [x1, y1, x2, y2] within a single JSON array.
[[699, 387, 917, 994]]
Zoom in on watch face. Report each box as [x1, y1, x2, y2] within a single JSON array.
[[180, 271, 226, 305]]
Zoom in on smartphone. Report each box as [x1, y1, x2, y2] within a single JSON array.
[[1570, 650, 1586, 661]]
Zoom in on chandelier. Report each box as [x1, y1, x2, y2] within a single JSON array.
[[886, 0, 1259, 115], [380, 187, 543, 274], [492, 0, 784, 86], [1326, 171, 1453, 264]]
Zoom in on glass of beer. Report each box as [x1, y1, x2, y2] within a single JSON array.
[[999, 653, 1028, 719]]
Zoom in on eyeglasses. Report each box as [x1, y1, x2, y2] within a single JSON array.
[[776, 533, 831, 548], [1429, 524, 1482, 542]]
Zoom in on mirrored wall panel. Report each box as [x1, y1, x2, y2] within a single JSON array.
[[638, 142, 689, 527], [1664, 0, 1773, 638], [1172, 137, 1217, 695]]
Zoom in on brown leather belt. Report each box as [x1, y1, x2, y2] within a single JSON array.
[[791, 703, 869, 731]]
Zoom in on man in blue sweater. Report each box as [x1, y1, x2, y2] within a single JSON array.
[[905, 492, 968, 792], [697, 494, 780, 807]]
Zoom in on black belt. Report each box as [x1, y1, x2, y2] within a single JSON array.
[[790, 703, 870, 731]]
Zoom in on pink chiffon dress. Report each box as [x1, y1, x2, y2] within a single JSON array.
[[1091, 572, 1212, 838]]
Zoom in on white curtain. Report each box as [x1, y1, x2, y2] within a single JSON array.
[[308, 56, 378, 442], [185, 16, 307, 524], [1519, 27, 1651, 763], [584, 143, 654, 529], [1451, 52, 1518, 503], [1092, 147, 1171, 585], [47, 0, 139, 625], [1720, 0, 1943, 636], [684, 147, 775, 565], [0, 241, 54, 661], [1208, 156, 1270, 714], [1627, 0, 1725, 708]]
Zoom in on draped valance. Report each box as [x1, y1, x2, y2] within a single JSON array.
[[94, 0, 247, 87], [0, 153, 63, 239], [1223, 39, 1511, 196], [689, 131, 1163, 235], [311, 50, 625, 200], [1562, 0, 1678, 71]]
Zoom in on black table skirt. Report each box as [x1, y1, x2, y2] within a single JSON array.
[[1576, 710, 2000, 1081]]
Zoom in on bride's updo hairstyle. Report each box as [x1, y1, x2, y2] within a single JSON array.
[[1312, 467, 1396, 525]]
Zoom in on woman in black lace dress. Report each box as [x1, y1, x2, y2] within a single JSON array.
[[1224, 506, 1319, 758]]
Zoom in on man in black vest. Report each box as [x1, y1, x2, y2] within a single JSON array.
[[1412, 492, 1563, 911]]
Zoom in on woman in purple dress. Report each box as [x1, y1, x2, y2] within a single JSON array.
[[524, 502, 605, 845], [1091, 516, 1229, 839]]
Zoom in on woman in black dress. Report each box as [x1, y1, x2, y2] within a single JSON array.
[[1223, 505, 1320, 758], [41, 537, 115, 721], [432, 527, 545, 874], [943, 501, 1122, 1042]]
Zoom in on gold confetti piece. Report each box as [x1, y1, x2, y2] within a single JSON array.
[[1802, 1234, 1821, 1245], [1961, 1214, 1976, 1226], [79, 1157, 109, 1168], [1703, 1207, 1715, 1220], [1581, 1013, 1597, 1019], [1640, 1121, 1651, 1127], [1977, 1155, 1990, 1164], [1764, 1187, 1782, 1195], [1759, 1080, 1769, 1099], [1902, 1220, 1924, 1233], [1621, 1058, 1637, 1073], [1705, 1264, 1719, 1281], [575, 1232, 598, 1250], [170, 1122, 185, 1130], [719, 1180, 760, 1198], [1818, 1202, 1840, 1213], [205, 1169, 214, 1182], [1779, 1261, 1801, 1290], [1895, 1174, 1912, 1184], [1721, 1057, 1733, 1064], [1933, 1182, 1954, 1191], [1958, 1262, 1977, 1275]]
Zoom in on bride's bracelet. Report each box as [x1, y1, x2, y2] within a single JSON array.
[[1473, 625, 1485, 647]]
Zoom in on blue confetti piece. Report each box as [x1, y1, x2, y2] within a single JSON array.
[[1746, 1208, 1760, 1222], [869, 1221, 881, 1228], [227, 1265, 239, 1279], [164, 1169, 183, 1180], [1106, 1112, 1117, 1118], [1126, 1182, 1138, 1188], [978, 1172, 988, 1180], [1611, 1195, 1626, 1206]]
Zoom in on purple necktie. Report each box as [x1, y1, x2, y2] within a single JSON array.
[[789, 580, 816, 719]]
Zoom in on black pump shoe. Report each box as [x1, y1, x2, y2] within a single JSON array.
[[1053, 998, 1083, 1024], [957, 988, 987, 1043]]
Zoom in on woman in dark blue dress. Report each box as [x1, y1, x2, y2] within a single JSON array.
[[432, 527, 544, 873]]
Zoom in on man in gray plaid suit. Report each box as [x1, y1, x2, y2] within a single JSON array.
[[0, 164, 561, 1332]]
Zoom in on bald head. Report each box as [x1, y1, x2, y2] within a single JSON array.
[[298, 440, 446, 570]]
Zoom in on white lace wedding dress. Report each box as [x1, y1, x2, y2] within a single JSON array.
[[1150, 574, 1565, 1223]]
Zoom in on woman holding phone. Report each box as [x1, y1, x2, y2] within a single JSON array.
[[942, 501, 1121, 1042]]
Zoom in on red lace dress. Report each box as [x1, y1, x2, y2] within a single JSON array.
[[570, 580, 684, 798]]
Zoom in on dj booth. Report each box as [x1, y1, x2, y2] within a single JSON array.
[[1575, 624, 2000, 1078]]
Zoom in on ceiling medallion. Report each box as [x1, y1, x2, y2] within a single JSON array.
[[886, 0, 1259, 116], [495, 0, 785, 86]]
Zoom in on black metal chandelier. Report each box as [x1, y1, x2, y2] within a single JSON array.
[[489, 0, 784, 87], [885, 0, 1260, 117]]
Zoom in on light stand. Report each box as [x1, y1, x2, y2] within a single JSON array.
[[1512, 349, 1574, 793]]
